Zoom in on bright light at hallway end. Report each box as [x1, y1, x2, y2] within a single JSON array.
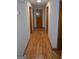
[[36, 0, 41, 3]]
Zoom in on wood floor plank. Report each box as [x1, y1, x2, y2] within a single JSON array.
[[24, 29, 60, 59]]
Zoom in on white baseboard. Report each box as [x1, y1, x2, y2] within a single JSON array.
[[17, 56, 26, 59]]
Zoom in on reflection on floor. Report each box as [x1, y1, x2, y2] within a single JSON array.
[[24, 29, 61, 59]]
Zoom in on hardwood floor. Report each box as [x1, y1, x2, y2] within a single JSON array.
[[24, 29, 60, 59]]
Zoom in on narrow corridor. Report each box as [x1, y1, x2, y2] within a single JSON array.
[[17, 0, 62, 59]]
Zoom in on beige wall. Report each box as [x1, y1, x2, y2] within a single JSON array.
[[46, 0, 59, 48], [17, 0, 32, 57]]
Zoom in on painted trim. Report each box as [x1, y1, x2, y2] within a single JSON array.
[[17, 56, 26, 59]]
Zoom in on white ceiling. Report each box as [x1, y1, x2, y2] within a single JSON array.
[[29, 0, 49, 7], [17, 0, 49, 7]]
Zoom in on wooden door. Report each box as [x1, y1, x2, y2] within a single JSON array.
[[36, 9, 42, 28], [29, 7, 32, 33], [57, 0, 62, 50], [46, 7, 48, 33]]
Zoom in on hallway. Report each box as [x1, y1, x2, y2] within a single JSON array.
[[24, 29, 60, 59], [17, 0, 62, 59], [25, 29, 52, 59]]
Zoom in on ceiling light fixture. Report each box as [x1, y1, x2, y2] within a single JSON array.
[[37, 0, 41, 3], [36, 12, 40, 16]]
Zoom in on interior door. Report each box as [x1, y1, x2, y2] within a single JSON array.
[[36, 9, 42, 29], [46, 7, 48, 33], [57, 0, 62, 50], [29, 7, 32, 33]]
